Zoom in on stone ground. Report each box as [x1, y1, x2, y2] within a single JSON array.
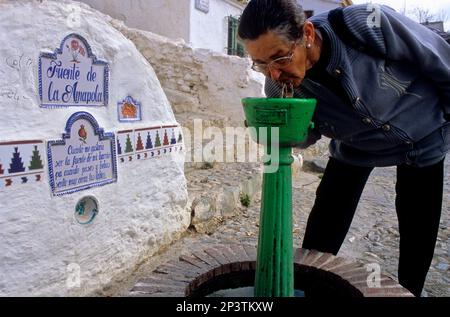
[[110, 155, 449, 297]]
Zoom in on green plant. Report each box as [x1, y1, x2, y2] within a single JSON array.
[[240, 192, 251, 207], [200, 161, 215, 170]]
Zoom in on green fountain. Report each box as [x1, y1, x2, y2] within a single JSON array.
[[128, 95, 412, 298], [242, 97, 316, 297]]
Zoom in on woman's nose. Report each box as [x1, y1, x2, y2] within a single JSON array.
[[268, 67, 282, 81]]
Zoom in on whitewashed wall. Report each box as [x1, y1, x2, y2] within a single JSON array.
[[78, 0, 191, 44], [0, 0, 189, 296], [113, 22, 264, 126], [298, 0, 341, 15]]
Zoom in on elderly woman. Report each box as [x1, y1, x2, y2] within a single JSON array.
[[238, 0, 449, 297]]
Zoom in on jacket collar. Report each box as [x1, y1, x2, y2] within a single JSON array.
[[309, 13, 346, 77]]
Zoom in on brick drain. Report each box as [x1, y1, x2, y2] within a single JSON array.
[[129, 244, 413, 297]]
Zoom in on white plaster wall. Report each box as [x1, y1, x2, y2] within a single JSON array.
[[196, 49, 265, 124], [0, 0, 189, 296], [190, 0, 244, 53], [77, 0, 191, 43], [297, 0, 341, 15], [114, 22, 264, 126]]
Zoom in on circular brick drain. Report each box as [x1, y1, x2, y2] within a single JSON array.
[[129, 244, 413, 297]]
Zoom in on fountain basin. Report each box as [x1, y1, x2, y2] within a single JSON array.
[[242, 98, 316, 147], [129, 244, 413, 297]]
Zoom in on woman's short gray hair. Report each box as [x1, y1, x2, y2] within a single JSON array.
[[238, 0, 307, 43]]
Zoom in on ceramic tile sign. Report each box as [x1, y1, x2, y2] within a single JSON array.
[[118, 96, 142, 122], [0, 140, 45, 189], [47, 112, 117, 196], [39, 33, 109, 108]]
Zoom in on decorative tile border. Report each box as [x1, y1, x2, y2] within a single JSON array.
[[117, 129, 135, 163], [117, 125, 183, 163], [0, 140, 45, 189], [0, 123, 183, 191]]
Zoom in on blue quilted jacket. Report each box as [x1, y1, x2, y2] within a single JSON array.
[[265, 4, 450, 167]]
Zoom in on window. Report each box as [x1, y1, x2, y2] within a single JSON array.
[[227, 15, 246, 57]]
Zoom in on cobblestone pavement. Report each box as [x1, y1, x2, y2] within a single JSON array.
[[113, 156, 449, 297]]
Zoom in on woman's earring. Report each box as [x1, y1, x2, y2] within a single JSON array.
[[306, 43, 312, 49]]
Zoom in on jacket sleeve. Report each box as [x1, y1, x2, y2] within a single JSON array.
[[342, 4, 450, 115]]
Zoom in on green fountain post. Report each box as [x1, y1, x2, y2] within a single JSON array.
[[242, 98, 316, 297]]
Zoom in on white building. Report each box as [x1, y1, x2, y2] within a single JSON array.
[[77, 0, 343, 55], [78, 0, 246, 55]]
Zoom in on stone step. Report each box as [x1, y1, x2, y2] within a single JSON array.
[[184, 153, 307, 234], [186, 162, 262, 234]]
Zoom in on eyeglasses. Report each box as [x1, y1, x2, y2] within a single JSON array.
[[251, 41, 299, 74]]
